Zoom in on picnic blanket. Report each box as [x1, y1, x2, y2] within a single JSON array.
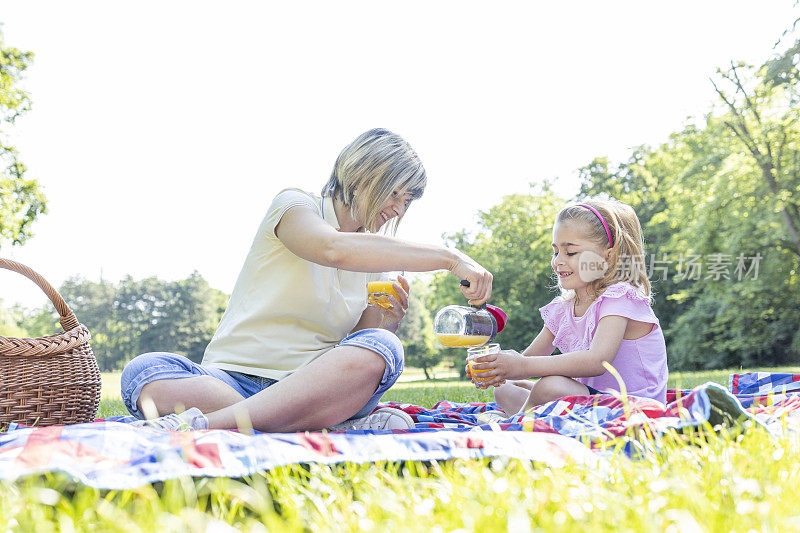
[[1, 372, 798, 489]]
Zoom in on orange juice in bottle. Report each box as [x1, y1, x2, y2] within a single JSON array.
[[433, 305, 500, 348], [435, 334, 491, 348]]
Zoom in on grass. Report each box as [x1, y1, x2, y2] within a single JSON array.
[[3, 367, 800, 531], [98, 365, 800, 415]]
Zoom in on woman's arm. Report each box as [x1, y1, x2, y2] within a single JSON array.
[[275, 204, 493, 304], [351, 306, 389, 333], [473, 315, 629, 385]]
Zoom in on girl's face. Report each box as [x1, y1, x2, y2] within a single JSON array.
[[551, 220, 611, 292]]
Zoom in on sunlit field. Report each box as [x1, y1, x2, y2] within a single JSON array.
[[2, 367, 799, 531]]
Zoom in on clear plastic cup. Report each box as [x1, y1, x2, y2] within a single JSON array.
[[466, 343, 500, 383], [367, 271, 403, 309]]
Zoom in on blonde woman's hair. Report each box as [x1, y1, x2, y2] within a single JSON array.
[[556, 198, 651, 303], [321, 128, 426, 234]]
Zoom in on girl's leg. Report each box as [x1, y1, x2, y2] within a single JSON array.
[[204, 342, 390, 432], [493, 380, 535, 414], [522, 375, 589, 411]]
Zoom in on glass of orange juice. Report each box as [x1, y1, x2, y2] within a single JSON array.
[[367, 272, 402, 309], [467, 343, 499, 384]]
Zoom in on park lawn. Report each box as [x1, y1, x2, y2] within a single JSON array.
[[2, 367, 798, 531], [98, 365, 800, 414]]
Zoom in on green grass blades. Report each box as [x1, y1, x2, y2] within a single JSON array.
[[1, 427, 799, 531]]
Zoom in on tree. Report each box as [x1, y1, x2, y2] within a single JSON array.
[[763, 10, 800, 89], [132, 272, 228, 363], [0, 298, 28, 337], [59, 276, 128, 370], [52, 272, 228, 371], [15, 304, 59, 338], [0, 25, 46, 248], [711, 61, 800, 259], [396, 279, 441, 379]]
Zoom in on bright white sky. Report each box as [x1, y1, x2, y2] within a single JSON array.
[[1, 1, 796, 309]]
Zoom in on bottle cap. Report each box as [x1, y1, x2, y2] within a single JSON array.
[[485, 304, 508, 332]]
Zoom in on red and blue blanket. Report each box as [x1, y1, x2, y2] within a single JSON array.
[[1, 372, 798, 489]]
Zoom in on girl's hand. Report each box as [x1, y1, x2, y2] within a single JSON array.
[[371, 275, 411, 331], [473, 375, 506, 390], [464, 359, 494, 389], [470, 349, 528, 387], [450, 250, 493, 306]]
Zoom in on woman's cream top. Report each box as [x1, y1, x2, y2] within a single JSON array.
[[202, 188, 377, 380]]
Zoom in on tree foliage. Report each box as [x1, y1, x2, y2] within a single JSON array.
[[396, 279, 441, 379], [763, 10, 800, 89], [0, 25, 45, 248], [711, 63, 800, 258], [0, 299, 28, 337], [3, 272, 228, 371]]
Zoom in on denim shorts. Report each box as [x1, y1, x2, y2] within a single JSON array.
[[120, 327, 404, 421]]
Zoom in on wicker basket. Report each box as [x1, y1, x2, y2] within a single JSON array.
[[0, 258, 101, 426]]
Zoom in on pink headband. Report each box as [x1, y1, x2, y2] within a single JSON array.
[[577, 204, 614, 247]]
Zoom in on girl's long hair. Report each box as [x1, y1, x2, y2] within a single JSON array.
[[556, 198, 651, 303]]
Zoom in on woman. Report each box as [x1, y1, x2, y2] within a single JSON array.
[[121, 128, 493, 432]]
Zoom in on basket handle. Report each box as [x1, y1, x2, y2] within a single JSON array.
[[0, 258, 80, 331]]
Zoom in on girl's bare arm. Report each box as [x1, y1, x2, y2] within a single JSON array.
[[520, 326, 557, 357], [473, 315, 629, 384]]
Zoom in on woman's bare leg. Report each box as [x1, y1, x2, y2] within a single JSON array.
[[137, 375, 246, 418], [204, 344, 388, 432], [493, 380, 535, 414]]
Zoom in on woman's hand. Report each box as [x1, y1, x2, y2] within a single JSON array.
[[449, 249, 493, 305], [470, 349, 529, 388], [370, 275, 411, 332]]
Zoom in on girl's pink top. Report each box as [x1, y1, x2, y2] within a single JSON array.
[[539, 281, 668, 404]]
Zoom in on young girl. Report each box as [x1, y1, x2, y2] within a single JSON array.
[[469, 198, 668, 413]]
